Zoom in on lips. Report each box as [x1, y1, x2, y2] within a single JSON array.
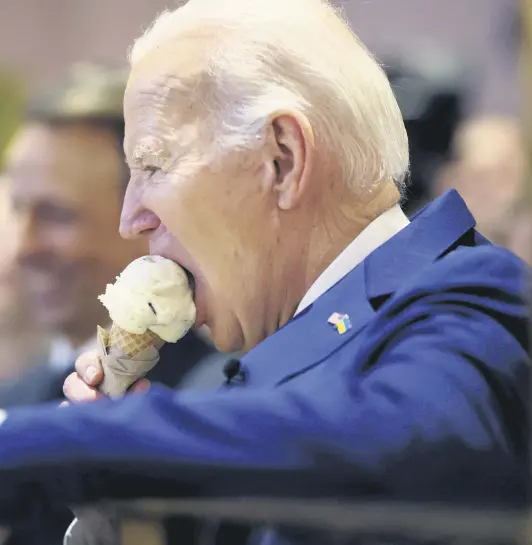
[[182, 266, 196, 296], [149, 249, 196, 295], [148, 236, 203, 325], [150, 254, 203, 323]]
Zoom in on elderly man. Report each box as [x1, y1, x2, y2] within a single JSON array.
[[0, 1, 528, 545]]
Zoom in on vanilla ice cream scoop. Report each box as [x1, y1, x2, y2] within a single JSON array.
[[98, 255, 196, 342]]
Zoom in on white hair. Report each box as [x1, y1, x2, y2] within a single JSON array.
[[129, 0, 409, 191]]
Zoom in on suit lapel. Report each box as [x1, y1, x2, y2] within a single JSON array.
[[242, 263, 376, 386], [242, 190, 478, 388]]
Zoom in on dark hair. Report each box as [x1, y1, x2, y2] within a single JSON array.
[[29, 114, 130, 194]]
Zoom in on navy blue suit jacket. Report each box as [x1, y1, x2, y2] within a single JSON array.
[[0, 191, 528, 542]]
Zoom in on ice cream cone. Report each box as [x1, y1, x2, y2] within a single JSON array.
[[96, 324, 164, 399], [108, 323, 161, 357]]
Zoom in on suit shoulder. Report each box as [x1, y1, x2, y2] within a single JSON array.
[[412, 244, 528, 296], [377, 244, 529, 341]]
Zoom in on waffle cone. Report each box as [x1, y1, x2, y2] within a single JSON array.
[[108, 323, 160, 357]]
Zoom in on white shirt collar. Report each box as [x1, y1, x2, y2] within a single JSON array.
[[295, 204, 410, 315], [48, 333, 100, 372]]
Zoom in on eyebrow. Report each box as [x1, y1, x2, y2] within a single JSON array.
[[129, 139, 165, 166], [133, 142, 153, 162]]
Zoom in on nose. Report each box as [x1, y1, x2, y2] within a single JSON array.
[[119, 181, 161, 239], [15, 210, 45, 264]]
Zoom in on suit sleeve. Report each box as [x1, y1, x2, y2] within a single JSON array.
[[0, 248, 528, 524]]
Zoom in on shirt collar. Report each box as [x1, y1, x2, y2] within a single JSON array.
[[294, 204, 410, 315]]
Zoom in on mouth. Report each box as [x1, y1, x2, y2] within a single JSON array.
[[149, 252, 196, 295], [182, 267, 196, 296], [149, 251, 202, 324], [179, 264, 204, 328]]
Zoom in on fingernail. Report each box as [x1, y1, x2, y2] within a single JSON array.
[[86, 366, 98, 382]]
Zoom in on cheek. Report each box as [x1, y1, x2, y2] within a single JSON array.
[[145, 168, 263, 286], [148, 171, 238, 251]]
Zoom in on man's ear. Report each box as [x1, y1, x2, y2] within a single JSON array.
[[264, 112, 314, 210]]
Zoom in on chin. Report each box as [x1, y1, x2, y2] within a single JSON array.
[[209, 321, 244, 354], [211, 336, 240, 354]]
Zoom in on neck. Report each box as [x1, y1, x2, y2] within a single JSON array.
[[278, 182, 400, 326]]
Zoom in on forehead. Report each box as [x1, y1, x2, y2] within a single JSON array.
[[123, 75, 177, 148], [123, 74, 201, 162], [6, 122, 122, 198], [123, 36, 218, 158], [124, 33, 210, 119]]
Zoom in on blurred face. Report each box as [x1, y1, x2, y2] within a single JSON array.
[[5, 122, 147, 344], [121, 53, 314, 352]]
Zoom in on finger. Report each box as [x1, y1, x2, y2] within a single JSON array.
[[129, 378, 150, 394], [59, 401, 69, 408], [74, 350, 104, 386], [63, 372, 104, 404], [129, 379, 150, 394]]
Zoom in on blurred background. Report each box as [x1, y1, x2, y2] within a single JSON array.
[[0, 0, 519, 109], [0, 1, 528, 544], [0, 0, 524, 386]]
